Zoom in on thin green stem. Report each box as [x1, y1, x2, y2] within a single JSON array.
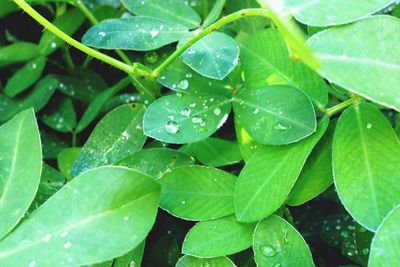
[[62, 46, 75, 69], [72, 131, 77, 147], [325, 98, 354, 117]]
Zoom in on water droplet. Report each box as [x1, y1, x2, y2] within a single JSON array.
[[60, 231, 68, 238], [273, 263, 282, 267], [165, 121, 179, 134], [181, 200, 186, 204], [181, 108, 191, 117], [150, 29, 159, 38], [42, 233, 52, 242], [253, 108, 259, 114], [185, 72, 193, 78], [273, 123, 289, 130], [29, 260, 37, 267], [124, 216, 130, 221], [98, 31, 106, 37], [191, 116, 203, 124], [189, 102, 197, 108], [178, 79, 189, 90], [122, 131, 129, 139], [145, 51, 159, 63], [64, 241, 72, 249], [213, 107, 221, 116], [50, 42, 57, 49], [129, 260, 136, 267], [361, 248, 369, 255], [366, 122, 373, 129], [261, 245, 277, 257]]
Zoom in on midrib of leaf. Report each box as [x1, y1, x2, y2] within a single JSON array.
[[146, 2, 198, 28], [197, 39, 223, 78], [317, 54, 400, 71]]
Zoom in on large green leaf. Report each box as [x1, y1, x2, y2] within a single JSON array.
[[0, 42, 40, 69], [333, 103, 400, 231], [159, 165, 236, 220], [120, 0, 201, 29], [0, 109, 42, 239], [235, 119, 328, 222], [71, 104, 146, 176], [233, 85, 316, 145], [82, 16, 189, 51], [182, 216, 256, 257], [143, 93, 231, 144], [176, 255, 235, 267], [253, 215, 314, 267], [369, 204, 400, 267], [280, 0, 395, 26], [308, 16, 400, 111], [241, 29, 328, 107], [0, 166, 160, 266], [180, 32, 239, 80]]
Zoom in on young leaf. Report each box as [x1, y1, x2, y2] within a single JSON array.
[[0, 166, 160, 267], [71, 104, 146, 176], [82, 16, 189, 51], [240, 29, 328, 107], [203, 0, 226, 27], [253, 215, 314, 267], [57, 148, 82, 180], [308, 16, 400, 111], [42, 98, 77, 133], [333, 103, 400, 231], [180, 32, 239, 80], [0, 109, 42, 239], [118, 148, 194, 179], [233, 85, 317, 145], [234, 118, 263, 162], [159, 165, 236, 221], [143, 93, 231, 144], [0, 42, 40, 69], [182, 216, 256, 257], [235, 118, 329, 222], [120, 0, 201, 29], [176, 255, 235, 267], [369, 204, 400, 267]]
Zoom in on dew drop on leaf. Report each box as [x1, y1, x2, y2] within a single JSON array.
[[366, 122, 373, 129], [178, 79, 189, 90], [165, 121, 179, 134], [181, 108, 191, 117], [145, 51, 159, 63], [213, 107, 221, 116], [253, 108, 259, 114], [273, 122, 290, 130], [261, 245, 277, 257]]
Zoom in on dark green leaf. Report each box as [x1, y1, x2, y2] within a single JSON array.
[[0, 42, 40, 69], [176, 255, 235, 267], [42, 98, 77, 133]]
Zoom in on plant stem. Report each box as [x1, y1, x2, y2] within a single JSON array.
[[325, 98, 354, 117], [13, 0, 134, 74]]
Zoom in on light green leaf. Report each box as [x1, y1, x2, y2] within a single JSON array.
[[240, 29, 328, 107], [0, 166, 160, 267], [57, 148, 82, 180], [143, 93, 231, 144], [287, 120, 335, 206], [42, 98, 76, 133], [120, 0, 201, 29], [203, 0, 226, 27], [0, 109, 42, 239], [159, 165, 236, 221], [4, 57, 47, 97], [253, 215, 314, 267], [234, 117, 263, 162], [182, 216, 256, 257], [333, 103, 400, 231], [308, 16, 400, 111], [180, 32, 239, 80], [176, 255, 235, 267], [281, 0, 395, 26], [0, 42, 40, 69], [71, 104, 146, 176], [233, 85, 316, 145], [235, 119, 329, 222], [82, 16, 189, 51], [192, 137, 242, 167], [369, 204, 400, 267], [118, 148, 194, 179]]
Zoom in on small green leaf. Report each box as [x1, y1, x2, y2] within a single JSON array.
[[57, 148, 82, 180], [182, 216, 256, 257], [0, 109, 42, 239], [143, 93, 231, 144], [176, 255, 235, 267], [159, 165, 236, 221], [82, 16, 189, 51], [235, 119, 328, 222], [234, 118, 263, 162], [4, 57, 47, 97], [113, 241, 145, 267], [71, 104, 146, 176], [203, 0, 226, 27], [118, 148, 194, 179], [42, 98, 77, 133], [0, 42, 40, 69], [120, 0, 201, 29], [253, 215, 314, 267], [233, 85, 317, 145], [0, 166, 160, 267], [308, 16, 400, 111], [180, 32, 239, 80], [41, 130, 69, 160], [333, 103, 400, 231]]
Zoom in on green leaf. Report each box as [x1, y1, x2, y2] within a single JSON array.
[[113, 241, 145, 267], [235, 118, 329, 222], [82, 16, 189, 51], [369, 204, 400, 267], [0, 109, 42, 239], [42, 98, 77, 133], [118, 148, 194, 179], [180, 32, 239, 80], [159, 165, 236, 221], [71, 104, 146, 176], [39, 8, 85, 56], [147, 235, 180, 266], [176, 255, 235, 267], [307, 16, 400, 111], [203, 0, 226, 27], [233, 85, 317, 145], [4, 57, 47, 97], [333, 103, 400, 231], [253, 215, 314, 267], [240, 29, 328, 107], [120, 0, 201, 29], [192, 137, 242, 167], [0, 42, 40, 69], [143, 93, 231, 144], [57, 148, 82, 180], [0, 166, 160, 266], [182, 216, 256, 257], [281, 0, 395, 26], [287, 120, 335, 206], [0, 1, 18, 18], [234, 117, 263, 162], [41, 130, 69, 160]]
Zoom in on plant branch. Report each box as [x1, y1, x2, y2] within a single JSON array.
[[325, 98, 354, 117]]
